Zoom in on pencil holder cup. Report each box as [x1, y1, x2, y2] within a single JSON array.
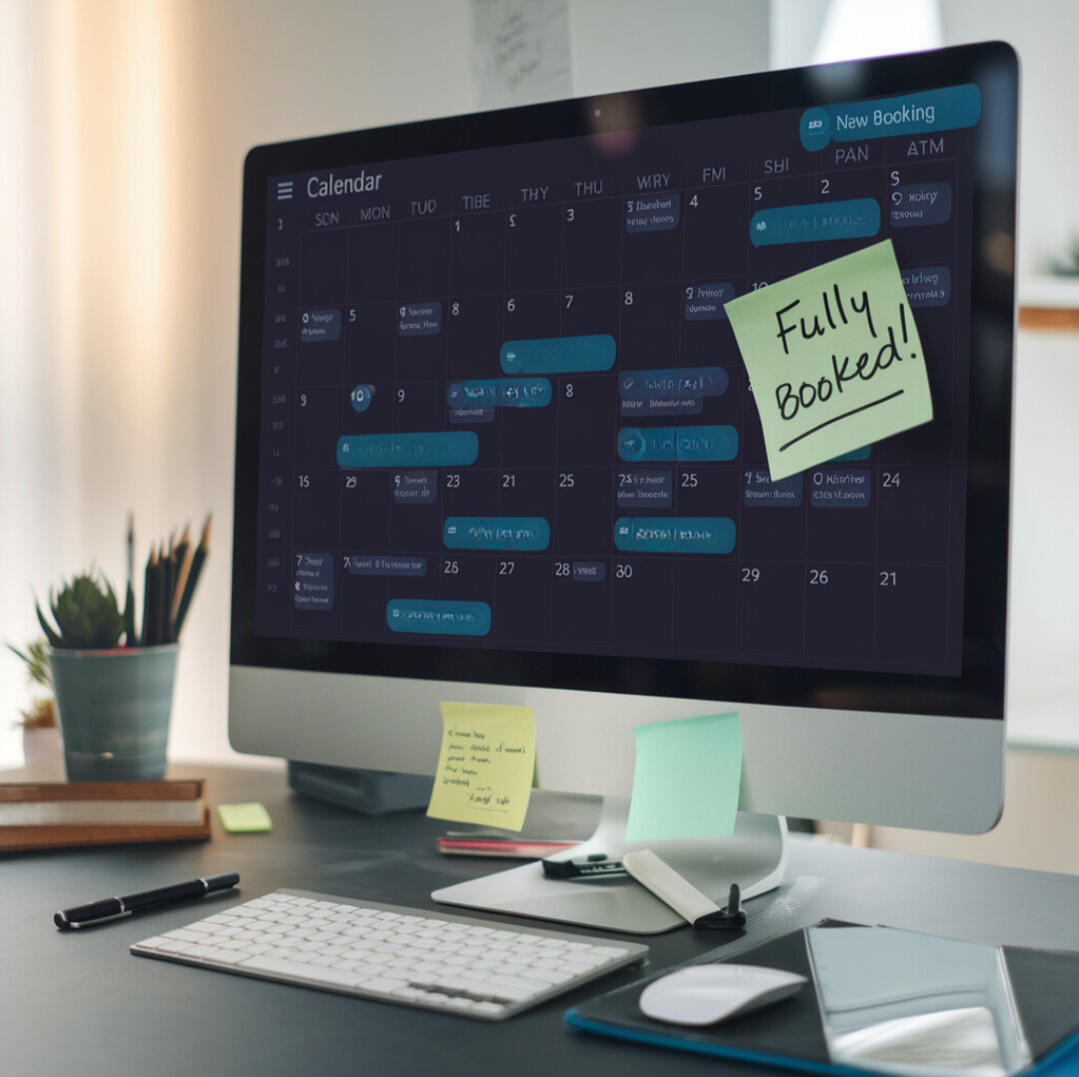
[[49, 644, 179, 781]]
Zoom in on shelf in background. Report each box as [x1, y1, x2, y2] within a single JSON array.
[[1018, 274, 1079, 329]]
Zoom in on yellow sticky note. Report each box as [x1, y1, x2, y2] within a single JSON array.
[[625, 713, 742, 843], [725, 239, 933, 481], [217, 802, 272, 833], [426, 702, 535, 830]]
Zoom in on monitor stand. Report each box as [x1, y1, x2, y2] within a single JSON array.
[[432, 799, 788, 935]]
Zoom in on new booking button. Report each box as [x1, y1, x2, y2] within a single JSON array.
[[800, 83, 981, 151]]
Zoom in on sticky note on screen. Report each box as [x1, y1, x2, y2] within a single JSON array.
[[426, 702, 535, 831], [624, 713, 742, 843], [725, 239, 932, 481], [217, 802, 272, 833]]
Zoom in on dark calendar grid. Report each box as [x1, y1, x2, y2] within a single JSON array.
[[256, 104, 971, 676]]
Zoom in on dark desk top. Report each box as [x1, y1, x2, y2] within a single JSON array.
[[7, 762, 1079, 1076]]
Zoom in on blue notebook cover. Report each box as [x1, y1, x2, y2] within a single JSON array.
[[565, 923, 1079, 1077]]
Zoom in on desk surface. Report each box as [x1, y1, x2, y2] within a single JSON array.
[[8, 762, 1079, 1076]]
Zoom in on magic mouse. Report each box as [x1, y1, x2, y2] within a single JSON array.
[[639, 964, 808, 1027]]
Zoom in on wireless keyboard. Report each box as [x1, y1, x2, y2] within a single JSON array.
[[131, 888, 649, 1020]]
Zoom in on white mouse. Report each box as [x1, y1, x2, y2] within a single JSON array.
[[639, 964, 808, 1027]]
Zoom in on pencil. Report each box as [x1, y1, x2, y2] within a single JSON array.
[[144, 546, 162, 646], [125, 514, 137, 646], [173, 524, 191, 592], [169, 537, 194, 640], [174, 514, 211, 638], [161, 535, 176, 646], [126, 513, 135, 591], [139, 545, 154, 645]]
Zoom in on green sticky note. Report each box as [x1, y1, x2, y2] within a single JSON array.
[[624, 713, 742, 843], [218, 802, 273, 833], [725, 239, 933, 481]]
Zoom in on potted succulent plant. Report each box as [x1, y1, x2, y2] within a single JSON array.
[[33, 516, 209, 781], [36, 571, 177, 781], [6, 637, 62, 765]]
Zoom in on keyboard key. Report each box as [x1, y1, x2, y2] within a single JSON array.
[[162, 928, 208, 943], [156, 938, 195, 954], [241, 955, 357, 987], [444, 997, 476, 1011], [360, 976, 409, 994], [588, 945, 629, 958]]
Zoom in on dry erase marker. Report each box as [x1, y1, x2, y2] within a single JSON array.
[[54, 872, 239, 929]]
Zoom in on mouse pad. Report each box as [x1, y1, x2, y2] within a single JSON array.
[[566, 922, 1079, 1077]]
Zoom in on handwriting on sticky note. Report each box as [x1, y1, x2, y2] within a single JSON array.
[[426, 702, 535, 830], [624, 713, 742, 843], [725, 239, 933, 481]]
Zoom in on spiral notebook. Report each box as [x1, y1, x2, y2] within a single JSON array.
[[566, 922, 1079, 1077]]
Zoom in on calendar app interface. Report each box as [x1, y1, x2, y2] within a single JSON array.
[[255, 85, 978, 676]]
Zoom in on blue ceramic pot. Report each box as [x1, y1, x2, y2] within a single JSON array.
[[49, 645, 178, 781]]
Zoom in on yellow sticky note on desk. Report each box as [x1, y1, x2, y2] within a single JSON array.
[[725, 239, 933, 481], [426, 702, 535, 831], [625, 713, 742, 843]]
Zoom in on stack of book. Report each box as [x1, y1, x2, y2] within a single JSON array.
[[0, 779, 210, 852]]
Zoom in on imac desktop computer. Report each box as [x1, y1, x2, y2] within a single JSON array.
[[229, 42, 1019, 934]]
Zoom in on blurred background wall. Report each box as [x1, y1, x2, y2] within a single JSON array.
[[2, 0, 1077, 869]]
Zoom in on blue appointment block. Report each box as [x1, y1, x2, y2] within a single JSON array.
[[500, 335, 616, 375], [387, 599, 491, 636], [337, 431, 479, 469], [684, 283, 735, 320], [614, 517, 736, 555], [346, 555, 428, 577], [625, 193, 680, 233], [447, 378, 552, 409], [294, 553, 334, 610], [890, 182, 952, 228], [810, 468, 872, 508], [398, 301, 442, 336], [618, 367, 728, 402], [743, 471, 802, 508], [617, 425, 738, 463], [300, 309, 342, 343], [902, 266, 951, 308], [443, 517, 550, 551], [750, 198, 879, 247], [828, 446, 871, 463]]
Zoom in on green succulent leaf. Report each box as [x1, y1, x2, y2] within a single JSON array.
[[45, 571, 125, 649], [35, 600, 62, 647], [6, 637, 53, 688]]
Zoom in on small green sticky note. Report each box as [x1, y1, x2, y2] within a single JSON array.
[[624, 713, 742, 843], [725, 239, 933, 481], [218, 802, 272, 833]]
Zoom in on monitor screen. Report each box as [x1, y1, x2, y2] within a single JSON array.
[[233, 43, 1016, 721]]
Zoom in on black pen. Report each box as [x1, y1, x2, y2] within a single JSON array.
[[54, 872, 240, 929]]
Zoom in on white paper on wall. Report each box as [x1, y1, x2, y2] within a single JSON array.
[[471, 0, 573, 109]]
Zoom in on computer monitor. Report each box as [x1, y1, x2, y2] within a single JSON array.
[[230, 42, 1018, 932]]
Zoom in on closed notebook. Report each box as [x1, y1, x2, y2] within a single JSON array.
[[566, 922, 1079, 1077], [0, 779, 210, 852]]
